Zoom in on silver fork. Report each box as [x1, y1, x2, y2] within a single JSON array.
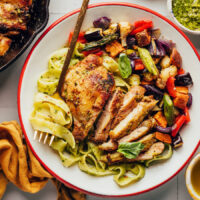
[[34, 130, 55, 146]]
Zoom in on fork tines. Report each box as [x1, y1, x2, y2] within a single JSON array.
[[34, 130, 55, 146]]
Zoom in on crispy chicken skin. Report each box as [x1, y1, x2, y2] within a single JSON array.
[[92, 88, 125, 143], [110, 96, 158, 140], [111, 86, 145, 129], [0, 3, 29, 31], [0, 34, 11, 56], [61, 54, 115, 141]]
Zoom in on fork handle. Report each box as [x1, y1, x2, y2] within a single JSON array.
[[57, 0, 90, 94]]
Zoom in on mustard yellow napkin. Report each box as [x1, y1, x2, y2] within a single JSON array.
[[0, 121, 85, 200]]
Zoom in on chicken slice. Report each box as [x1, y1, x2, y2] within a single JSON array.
[[0, 34, 11, 56], [111, 86, 145, 129], [98, 139, 118, 151], [110, 96, 158, 140], [101, 133, 156, 164], [138, 133, 156, 151], [92, 88, 125, 143], [118, 118, 156, 144], [61, 54, 115, 141], [135, 142, 165, 161]]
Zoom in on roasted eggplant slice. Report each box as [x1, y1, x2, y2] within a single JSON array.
[[84, 28, 103, 42]]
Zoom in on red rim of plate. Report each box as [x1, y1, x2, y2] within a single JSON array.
[[18, 2, 200, 198]]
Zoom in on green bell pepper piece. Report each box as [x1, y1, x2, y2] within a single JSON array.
[[138, 47, 159, 76], [163, 93, 174, 126]]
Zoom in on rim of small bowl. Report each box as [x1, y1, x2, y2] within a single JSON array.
[[18, 2, 200, 198], [167, 0, 200, 35], [186, 153, 200, 200]]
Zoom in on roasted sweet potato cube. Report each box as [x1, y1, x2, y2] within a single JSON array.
[[170, 48, 182, 68], [135, 29, 151, 47], [155, 132, 172, 144], [154, 111, 167, 128], [105, 40, 124, 57], [173, 92, 189, 109], [176, 86, 188, 94]]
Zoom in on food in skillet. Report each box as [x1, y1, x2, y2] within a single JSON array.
[[30, 17, 193, 187], [0, 0, 32, 56]]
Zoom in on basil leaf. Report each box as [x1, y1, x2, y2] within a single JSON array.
[[118, 53, 132, 79], [117, 142, 144, 159]]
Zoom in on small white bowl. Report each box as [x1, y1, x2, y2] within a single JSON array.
[[186, 153, 200, 200], [167, 0, 200, 35]]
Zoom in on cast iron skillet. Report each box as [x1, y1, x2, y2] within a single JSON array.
[[0, 0, 50, 72]]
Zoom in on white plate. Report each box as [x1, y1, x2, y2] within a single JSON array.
[[18, 2, 200, 197]]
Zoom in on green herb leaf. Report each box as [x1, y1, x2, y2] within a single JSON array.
[[118, 53, 132, 79], [117, 142, 144, 159]]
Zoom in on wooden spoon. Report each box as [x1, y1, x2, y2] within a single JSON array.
[[57, 0, 90, 95]]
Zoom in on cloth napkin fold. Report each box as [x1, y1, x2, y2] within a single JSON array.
[[0, 121, 85, 200]]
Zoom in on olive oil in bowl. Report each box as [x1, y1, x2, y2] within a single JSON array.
[[191, 159, 200, 197]]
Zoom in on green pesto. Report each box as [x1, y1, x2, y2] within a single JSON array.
[[172, 0, 200, 31]]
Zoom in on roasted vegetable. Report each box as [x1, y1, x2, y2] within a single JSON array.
[[93, 16, 111, 30], [103, 55, 120, 74], [166, 77, 177, 98], [134, 59, 145, 71], [149, 39, 166, 57], [172, 133, 183, 148], [173, 92, 189, 109], [172, 115, 186, 137], [184, 107, 190, 123], [155, 132, 172, 144], [126, 35, 136, 49], [84, 28, 103, 42], [155, 40, 166, 57], [176, 86, 188, 94], [138, 47, 159, 76], [131, 20, 153, 35], [156, 65, 177, 89], [175, 72, 193, 86], [118, 53, 132, 79], [160, 55, 170, 69], [143, 72, 156, 82], [127, 74, 140, 86], [135, 29, 151, 47], [163, 93, 174, 126], [151, 28, 161, 39], [103, 23, 118, 35], [156, 126, 172, 134], [82, 34, 119, 51], [119, 22, 133, 47], [154, 111, 167, 128], [187, 93, 193, 108], [105, 40, 124, 57], [143, 85, 163, 99], [158, 39, 175, 54], [170, 48, 182, 68]]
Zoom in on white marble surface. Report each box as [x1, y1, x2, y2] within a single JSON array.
[[0, 0, 199, 199]]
